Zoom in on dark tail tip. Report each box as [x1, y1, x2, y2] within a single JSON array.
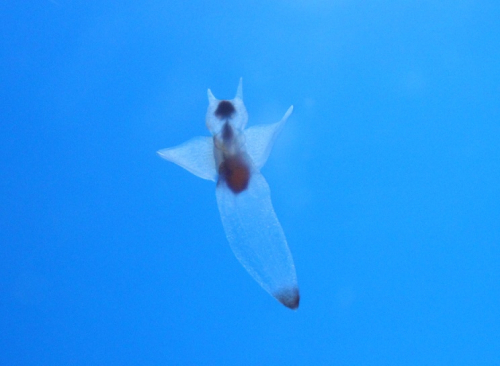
[[274, 287, 300, 310]]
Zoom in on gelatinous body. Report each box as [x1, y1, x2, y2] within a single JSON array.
[[157, 79, 299, 309]]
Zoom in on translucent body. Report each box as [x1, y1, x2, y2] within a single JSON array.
[[158, 79, 299, 309]]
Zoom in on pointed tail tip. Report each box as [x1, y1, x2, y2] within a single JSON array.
[[274, 287, 300, 310]]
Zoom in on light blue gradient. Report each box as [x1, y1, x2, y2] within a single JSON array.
[[1, 1, 499, 365]]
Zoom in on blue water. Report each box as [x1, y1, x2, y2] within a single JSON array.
[[1, 1, 499, 365]]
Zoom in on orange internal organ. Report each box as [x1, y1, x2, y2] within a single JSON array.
[[218, 155, 250, 194]]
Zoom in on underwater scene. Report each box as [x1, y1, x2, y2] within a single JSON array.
[[1, 1, 499, 365]]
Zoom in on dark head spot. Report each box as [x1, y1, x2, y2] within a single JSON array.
[[215, 100, 235, 119]]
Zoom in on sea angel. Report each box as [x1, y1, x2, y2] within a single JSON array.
[[158, 79, 299, 309]]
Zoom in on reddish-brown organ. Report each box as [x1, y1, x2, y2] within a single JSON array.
[[218, 155, 250, 194]]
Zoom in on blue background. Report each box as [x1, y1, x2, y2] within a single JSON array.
[[1, 1, 499, 365]]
